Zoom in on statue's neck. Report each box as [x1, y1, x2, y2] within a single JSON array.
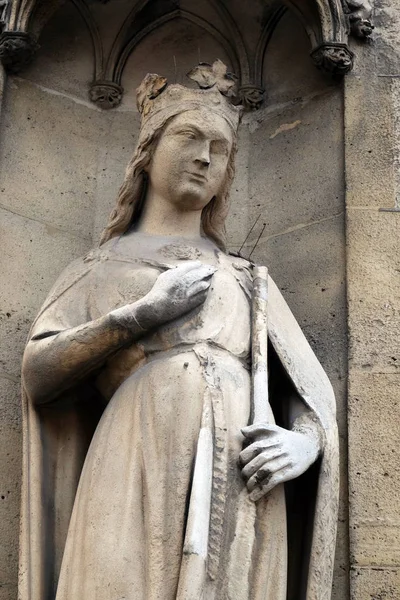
[[135, 189, 203, 239]]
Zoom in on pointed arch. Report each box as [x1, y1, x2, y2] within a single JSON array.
[[255, 3, 287, 88], [113, 9, 241, 87]]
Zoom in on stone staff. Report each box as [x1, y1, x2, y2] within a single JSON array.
[[251, 265, 273, 425]]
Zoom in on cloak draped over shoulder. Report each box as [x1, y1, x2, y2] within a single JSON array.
[[18, 238, 339, 600]]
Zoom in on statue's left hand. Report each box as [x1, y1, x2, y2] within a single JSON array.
[[239, 422, 322, 502]]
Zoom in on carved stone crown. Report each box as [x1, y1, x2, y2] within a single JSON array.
[[136, 60, 242, 137]]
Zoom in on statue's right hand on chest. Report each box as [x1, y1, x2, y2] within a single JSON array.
[[110, 261, 216, 332]]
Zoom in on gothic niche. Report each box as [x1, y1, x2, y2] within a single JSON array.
[[0, 0, 373, 110]]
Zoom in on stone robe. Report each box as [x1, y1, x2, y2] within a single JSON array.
[[18, 234, 339, 600]]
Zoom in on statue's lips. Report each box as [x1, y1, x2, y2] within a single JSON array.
[[184, 171, 208, 183]]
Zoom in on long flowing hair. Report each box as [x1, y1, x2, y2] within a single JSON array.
[[100, 117, 238, 250]]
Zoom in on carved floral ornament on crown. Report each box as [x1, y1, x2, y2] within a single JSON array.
[[136, 60, 265, 117], [187, 60, 237, 97]]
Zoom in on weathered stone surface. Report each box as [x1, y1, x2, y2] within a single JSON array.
[[262, 10, 341, 105], [0, 376, 21, 600], [92, 109, 141, 241], [345, 76, 396, 210], [346, 210, 400, 373], [350, 566, 400, 600], [0, 78, 105, 240], [374, 0, 400, 75], [266, 215, 346, 376], [121, 19, 232, 111], [244, 89, 344, 243], [344, 10, 400, 597], [20, 1, 94, 100], [0, 207, 90, 377], [348, 373, 400, 566]]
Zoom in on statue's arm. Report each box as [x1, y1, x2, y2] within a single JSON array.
[[23, 261, 215, 405], [23, 308, 145, 405]]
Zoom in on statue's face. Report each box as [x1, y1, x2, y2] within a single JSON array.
[[147, 109, 233, 211]]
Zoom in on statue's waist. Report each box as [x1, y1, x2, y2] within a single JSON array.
[[144, 341, 250, 370], [96, 341, 250, 402]]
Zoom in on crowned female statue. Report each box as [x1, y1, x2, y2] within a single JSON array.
[[19, 61, 339, 600]]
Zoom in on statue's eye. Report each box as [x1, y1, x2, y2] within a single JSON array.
[[179, 130, 197, 140]]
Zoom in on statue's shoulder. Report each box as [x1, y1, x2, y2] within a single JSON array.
[[37, 240, 118, 318], [225, 251, 252, 270], [54, 240, 117, 289], [36, 255, 91, 319], [82, 237, 119, 265]]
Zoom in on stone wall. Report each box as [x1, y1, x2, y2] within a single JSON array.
[[345, 0, 400, 596], [0, 0, 363, 598]]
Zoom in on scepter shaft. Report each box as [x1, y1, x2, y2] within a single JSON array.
[[251, 266, 271, 424]]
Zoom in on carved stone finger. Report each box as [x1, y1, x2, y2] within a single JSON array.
[[241, 448, 284, 480], [241, 423, 280, 439], [182, 265, 216, 287], [190, 280, 211, 294], [246, 456, 291, 492], [239, 440, 280, 465], [249, 469, 291, 502]]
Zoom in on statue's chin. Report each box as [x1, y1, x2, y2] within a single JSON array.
[[171, 184, 213, 212]]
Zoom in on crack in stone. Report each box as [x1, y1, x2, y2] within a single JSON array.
[[0, 204, 92, 242], [233, 211, 344, 251], [12, 76, 103, 111]]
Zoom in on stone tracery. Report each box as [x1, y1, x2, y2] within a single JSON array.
[[0, 0, 373, 109]]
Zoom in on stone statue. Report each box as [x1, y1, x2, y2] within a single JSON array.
[[19, 61, 339, 600]]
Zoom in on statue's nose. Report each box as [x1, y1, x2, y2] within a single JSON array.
[[196, 141, 210, 167]]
